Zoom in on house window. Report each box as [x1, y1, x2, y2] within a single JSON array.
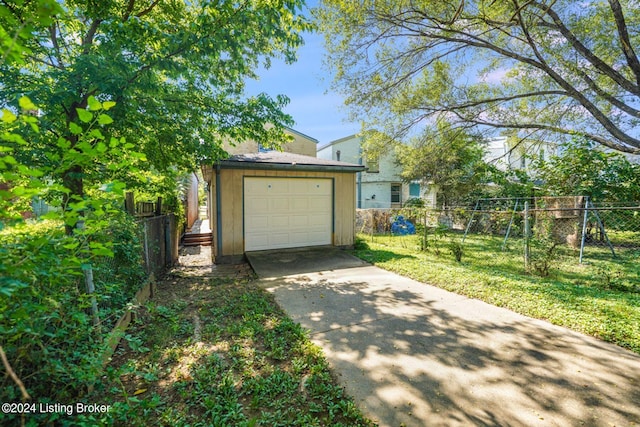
[[365, 155, 379, 173], [391, 183, 401, 204], [336, 150, 341, 161], [409, 183, 420, 197], [258, 143, 272, 153]]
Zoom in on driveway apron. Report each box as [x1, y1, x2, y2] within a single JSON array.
[[247, 248, 640, 427]]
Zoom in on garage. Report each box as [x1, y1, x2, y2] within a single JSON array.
[[204, 151, 364, 263], [244, 177, 333, 251]]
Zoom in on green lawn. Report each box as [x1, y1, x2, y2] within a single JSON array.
[[352, 233, 640, 355]]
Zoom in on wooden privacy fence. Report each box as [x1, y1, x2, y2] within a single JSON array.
[[139, 213, 179, 277]]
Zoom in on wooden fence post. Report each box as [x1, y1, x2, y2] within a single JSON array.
[[155, 196, 163, 216], [125, 192, 135, 215]]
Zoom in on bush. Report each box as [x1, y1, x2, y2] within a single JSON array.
[[0, 212, 146, 423]]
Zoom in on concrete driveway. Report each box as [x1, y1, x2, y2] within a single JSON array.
[[246, 247, 640, 427]]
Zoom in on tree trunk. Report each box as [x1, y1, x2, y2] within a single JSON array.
[[62, 164, 85, 235]]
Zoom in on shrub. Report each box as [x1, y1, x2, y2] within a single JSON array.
[[0, 212, 146, 423]]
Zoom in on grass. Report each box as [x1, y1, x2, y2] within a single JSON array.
[[77, 272, 376, 426], [352, 232, 640, 355]]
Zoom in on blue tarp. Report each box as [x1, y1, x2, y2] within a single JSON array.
[[391, 215, 415, 235]]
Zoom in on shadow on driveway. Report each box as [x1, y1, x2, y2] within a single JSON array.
[[250, 248, 640, 427]]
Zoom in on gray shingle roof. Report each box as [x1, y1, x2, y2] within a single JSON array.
[[218, 151, 365, 172]]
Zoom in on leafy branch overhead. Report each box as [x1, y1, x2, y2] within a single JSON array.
[[1, 0, 311, 177], [317, 0, 640, 154]]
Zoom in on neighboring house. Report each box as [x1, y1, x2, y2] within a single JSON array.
[[317, 134, 437, 208], [485, 136, 559, 173], [223, 127, 318, 157], [203, 130, 364, 263]]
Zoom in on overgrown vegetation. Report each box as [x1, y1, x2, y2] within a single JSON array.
[[353, 233, 640, 355], [72, 272, 376, 427], [0, 214, 146, 411], [1, 2, 313, 423]]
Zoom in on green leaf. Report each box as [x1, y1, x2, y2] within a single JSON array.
[[2, 155, 17, 165], [98, 114, 113, 125], [1, 109, 17, 123], [102, 101, 116, 110], [96, 142, 107, 153], [76, 108, 93, 123], [17, 164, 44, 177], [89, 129, 104, 140], [63, 241, 80, 250], [87, 96, 102, 111], [69, 122, 83, 135], [18, 96, 37, 111], [57, 138, 71, 149]]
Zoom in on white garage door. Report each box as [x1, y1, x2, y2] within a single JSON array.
[[244, 177, 332, 251]]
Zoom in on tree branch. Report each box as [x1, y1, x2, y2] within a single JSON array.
[[531, 0, 640, 96], [376, 8, 640, 151], [0, 346, 30, 400], [457, 113, 640, 154], [48, 24, 65, 69], [82, 19, 102, 54], [122, 0, 136, 22], [135, 0, 161, 18], [607, 0, 640, 87], [577, 68, 640, 118]]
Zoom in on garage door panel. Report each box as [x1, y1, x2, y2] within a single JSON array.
[[292, 198, 309, 210], [245, 215, 269, 231], [309, 197, 331, 210], [269, 198, 291, 211], [270, 180, 290, 194], [247, 197, 269, 211], [270, 232, 291, 246], [290, 180, 308, 193], [308, 230, 329, 242], [271, 215, 290, 228], [248, 234, 269, 250], [290, 215, 309, 227], [244, 177, 332, 251]]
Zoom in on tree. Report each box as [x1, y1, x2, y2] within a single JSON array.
[[392, 122, 495, 206], [534, 137, 640, 202], [1, 0, 311, 229], [317, 0, 640, 155]]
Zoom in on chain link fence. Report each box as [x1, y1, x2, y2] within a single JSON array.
[[356, 197, 640, 280], [90, 213, 179, 329]]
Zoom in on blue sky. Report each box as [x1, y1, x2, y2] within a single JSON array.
[[243, 9, 359, 148]]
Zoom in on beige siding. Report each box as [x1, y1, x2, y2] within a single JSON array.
[[209, 168, 357, 261], [222, 128, 317, 157], [223, 140, 259, 155], [211, 174, 218, 258], [281, 132, 317, 157]]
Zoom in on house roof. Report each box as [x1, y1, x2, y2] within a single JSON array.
[[317, 134, 360, 150], [284, 127, 319, 144], [217, 151, 365, 172]]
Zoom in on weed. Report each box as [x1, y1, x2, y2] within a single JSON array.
[[449, 239, 464, 262], [80, 277, 376, 426], [124, 333, 150, 353]]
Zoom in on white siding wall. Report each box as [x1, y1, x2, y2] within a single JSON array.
[[318, 135, 408, 208]]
